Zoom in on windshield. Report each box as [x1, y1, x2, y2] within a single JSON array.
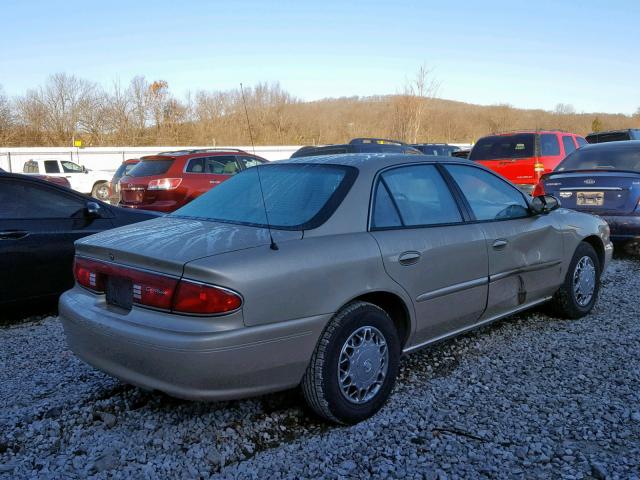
[[127, 158, 173, 177], [173, 164, 357, 230], [469, 134, 535, 161], [556, 146, 640, 172]]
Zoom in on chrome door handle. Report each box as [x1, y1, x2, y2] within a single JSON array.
[[492, 239, 508, 249], [398, 251, 421, 266]]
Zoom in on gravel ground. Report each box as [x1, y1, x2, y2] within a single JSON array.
[[1, 255, 639, 479]]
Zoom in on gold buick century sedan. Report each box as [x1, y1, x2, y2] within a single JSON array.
[[60, 154, 612, 424]]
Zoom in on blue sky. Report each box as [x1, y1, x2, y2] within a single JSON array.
[[2, 0, 639, 114]]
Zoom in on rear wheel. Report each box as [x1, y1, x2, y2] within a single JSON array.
[[301, 301, 400, 424], [548, 242, 600, 319], [91, 182, 110, 201]]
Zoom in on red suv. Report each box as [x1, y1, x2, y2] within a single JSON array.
[[118, 149, 268, 212], [468, 130, 587, 193]]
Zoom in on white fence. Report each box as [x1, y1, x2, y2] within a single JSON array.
[[0, 144, 472, 174], [0, 146, 301, 174]]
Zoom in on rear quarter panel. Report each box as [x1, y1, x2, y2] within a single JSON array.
[[182, 232, 415, 329]]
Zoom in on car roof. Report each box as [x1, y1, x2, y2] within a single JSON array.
[[144, 148, 252, 160], [574, 140, 640, 151], [489, 130, 575, 136], [282, 153, 470, 175]]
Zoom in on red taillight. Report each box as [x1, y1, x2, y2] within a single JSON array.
[[532, 181, 545, 197], [148, 178, 182, 190], [173, 280, 242, 315], [73, 256, 242, 315], [74, 257, 106, 292], [534, 161, 545, 181]]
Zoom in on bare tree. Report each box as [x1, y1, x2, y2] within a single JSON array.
[[0, 86, 14, 145]]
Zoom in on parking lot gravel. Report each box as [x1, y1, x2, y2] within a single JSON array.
[[1, 254, 639, 479]]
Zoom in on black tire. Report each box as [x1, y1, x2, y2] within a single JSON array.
[[91, 182, 110, 201], [548, 242, 601, 319], [301, 301, 401, 424]]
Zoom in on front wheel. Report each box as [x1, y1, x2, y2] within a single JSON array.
[[91, 182, 110, 201], [548, 242, 601, 319], [301, 301, 400, 424]]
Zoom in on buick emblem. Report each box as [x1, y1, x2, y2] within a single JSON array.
[[584, 179, 596, 185]]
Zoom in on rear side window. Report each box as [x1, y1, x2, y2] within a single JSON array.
[[540, 134, 560, 156], [469, 134, 535, 161], [185, 157, 207, 173], [374, 165, 462, 228], [445, 164, 529, 221], [562, 136, 576, 156], [44, 160, 60, 173], [128, 159, 174, 177], [372, 182, 402, 229]]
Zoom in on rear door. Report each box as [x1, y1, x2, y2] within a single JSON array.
[[369, 164, 489, 346], [444, 164, 564, 318], [0, 177, 113, 304]]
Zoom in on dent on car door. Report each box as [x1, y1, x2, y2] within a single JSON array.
[[368, 164, 489, 348], [0, 179, 113, 303], [444, 164, 564, 318]]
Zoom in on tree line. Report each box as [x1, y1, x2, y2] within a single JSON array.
[[0, 71, 638, 148]]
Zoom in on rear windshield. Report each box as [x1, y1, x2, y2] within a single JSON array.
[[172, 164, 357, 230], [127, 159, 173, 177], [586, 132, 630, 143], [415, 145, 461, 156], [469, 134, 535, 161], [557, 146, 640, 172]]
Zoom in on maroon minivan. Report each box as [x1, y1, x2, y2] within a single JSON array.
[[118, 149, 267, 212]]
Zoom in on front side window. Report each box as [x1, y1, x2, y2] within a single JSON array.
[[173, 164, 356, 230], [61, 161, 83, 173], [445, 164, 529, 221], [562, 136, 577, 156], [373, 164, 462, 228], [44, 160, 60, 173], [0, 180, 84, 219], [239, 156, 264, 168], [540, 134, 560, 156], [206, 156, 239, 175]]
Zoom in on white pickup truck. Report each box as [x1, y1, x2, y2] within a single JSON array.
[[22, 159, 112, 201]]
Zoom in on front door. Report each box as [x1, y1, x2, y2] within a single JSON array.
[[443, 163, 564, 319], [369, 164, 489, 346]]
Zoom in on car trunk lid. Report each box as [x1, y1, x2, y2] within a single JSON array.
[[75, 216, 302, 277], [543, 170, 640, 214]]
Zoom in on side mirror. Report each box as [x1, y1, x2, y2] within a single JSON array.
[[530, 194, 560, 215], [83, 166, 89, 173], [85, 201, 102, 219]]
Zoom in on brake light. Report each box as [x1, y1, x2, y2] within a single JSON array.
[[534, 162, 545, 181], [73, 256, 242, 315], [74, 257, 106, 292], [173, 280, 242, 314], [532, 181, 545, 197], [148, 178, 182, 190]]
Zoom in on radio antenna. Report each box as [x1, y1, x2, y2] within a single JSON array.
[[240, 83, 256, 155], [255, 165, 278, 251]]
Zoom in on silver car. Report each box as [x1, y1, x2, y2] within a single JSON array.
[[60, 154, 612, 424]]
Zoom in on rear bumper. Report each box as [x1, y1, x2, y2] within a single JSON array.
[[601, 215, 640, 241], [59, 288, 329, 401]]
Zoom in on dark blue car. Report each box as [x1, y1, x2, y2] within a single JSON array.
[[290, 138, 421, 158], [536, 141, 640, 251]]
